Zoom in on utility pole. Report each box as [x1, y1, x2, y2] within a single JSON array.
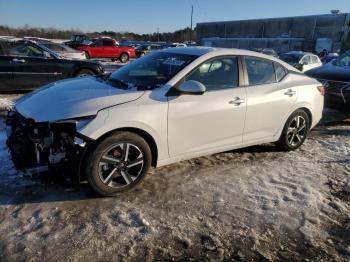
[[190, 5, 193, 43], [157, 27, 160, 42]]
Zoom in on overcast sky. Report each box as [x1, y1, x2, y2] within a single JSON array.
[[0, 0, 349, 34]]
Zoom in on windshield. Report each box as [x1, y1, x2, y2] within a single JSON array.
[[108, 52, 198, 90], [280, 54, 302, 65], [333, 52, 350, 67]]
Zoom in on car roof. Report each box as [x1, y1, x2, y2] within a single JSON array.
[[160, 46, 270, 58], [160, 46, 299, 72]]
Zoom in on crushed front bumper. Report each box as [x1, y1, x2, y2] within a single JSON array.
[[6, 111, 91, 180]]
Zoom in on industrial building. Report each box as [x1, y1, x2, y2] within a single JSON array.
[[196, 13, 350, 53]]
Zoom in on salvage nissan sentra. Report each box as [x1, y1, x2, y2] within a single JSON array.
[[6, 47, 324, 196]]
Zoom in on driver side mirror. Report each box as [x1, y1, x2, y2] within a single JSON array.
[[177, 80, 206, 95]]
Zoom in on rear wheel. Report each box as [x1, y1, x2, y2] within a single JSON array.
[[85, 132, 151, 196], [120, 53, 129, 63], [74, 69, 95, 77], [278, 110, 310, 151]]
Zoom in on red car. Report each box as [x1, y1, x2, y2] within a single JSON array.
[[77, 38, 135, 63]]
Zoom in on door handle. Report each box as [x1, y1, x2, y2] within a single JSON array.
[[12, 58, 26, 63], [284, 89, 296, 97], [229, 97, 245, 106]]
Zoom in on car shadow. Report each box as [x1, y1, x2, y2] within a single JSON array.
[[0, 144, 283, 207], [1, 112, 348, 207]]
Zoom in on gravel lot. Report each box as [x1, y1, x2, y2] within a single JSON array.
[[0, 95, 349, 261]]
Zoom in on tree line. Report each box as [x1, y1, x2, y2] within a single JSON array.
[[0, 25, 196, 42]]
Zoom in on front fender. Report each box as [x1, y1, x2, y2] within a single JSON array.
[[78, 101, 169, 163]]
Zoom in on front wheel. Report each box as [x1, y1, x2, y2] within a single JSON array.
[[278, 110, 310, 151], [85, 132, 152, 196]]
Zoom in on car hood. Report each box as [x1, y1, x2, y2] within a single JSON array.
[[15, 77, 145, 122], [305, 62, 350, 82]]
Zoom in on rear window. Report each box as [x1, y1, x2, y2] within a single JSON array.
[[245, 57, 276, 86], [311, 56, 318, 64], [274, 62, 287, 82]]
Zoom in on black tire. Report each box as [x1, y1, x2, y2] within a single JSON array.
[[278, 109, 310, 151], [74, 69, 95, 77], [120, 53, 129, 63], [84, 51, 90, 59], [85, 132, 152, 196]]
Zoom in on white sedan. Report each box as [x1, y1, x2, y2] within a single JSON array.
[[280, 51, 323, 72], [8, 47, 324, 196]]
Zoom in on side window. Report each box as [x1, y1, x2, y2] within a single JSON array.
[[6, 42, 45, 58], [302, 55, 311, 64], [185, 57, 239, 91], [103, 40, 114, 46], [274, 62, 287, 82], [245, 57, 276, 86], [95, 40, 103, 47], [311, 56, 319, 64]]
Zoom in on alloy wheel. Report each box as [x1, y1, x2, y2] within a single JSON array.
[[287, 115, 307, 147], [98, 143, 144, 188]]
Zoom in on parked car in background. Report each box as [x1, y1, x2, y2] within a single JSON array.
[[76, 37, 135, 62], [321, 52, 339, 64], [167, 43, 187, 48], [7, 47, 324, 196], [305, 51, 350, 112], [0, 38, 104, 92], [25, 38, 87, 60], [135, 44, 162, 58], [279, 51, 322, 72], [64, 34, 87, 49]]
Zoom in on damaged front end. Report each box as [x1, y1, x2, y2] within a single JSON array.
[[6, 111, 93, 180]]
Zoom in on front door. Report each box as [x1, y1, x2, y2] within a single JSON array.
[[168, 56, 246, 157], [5, 41, 59, 90]]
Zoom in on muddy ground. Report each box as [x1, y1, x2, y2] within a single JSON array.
[[0, 107, 349, 261]]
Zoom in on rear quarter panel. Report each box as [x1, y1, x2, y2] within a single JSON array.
[[279, 74, 324, 133]]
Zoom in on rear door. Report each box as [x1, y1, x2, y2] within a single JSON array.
[[0, 42, 15, 91], [5, 41, 60, 90], [243, 57, 297, 142]]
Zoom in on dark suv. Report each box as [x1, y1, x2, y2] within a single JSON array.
[[0, 38, 104, 92]]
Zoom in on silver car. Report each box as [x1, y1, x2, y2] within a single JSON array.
[[7, 47, 324, 196]]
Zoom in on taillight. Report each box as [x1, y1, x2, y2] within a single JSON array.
[[317, 86, 325, 96]]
